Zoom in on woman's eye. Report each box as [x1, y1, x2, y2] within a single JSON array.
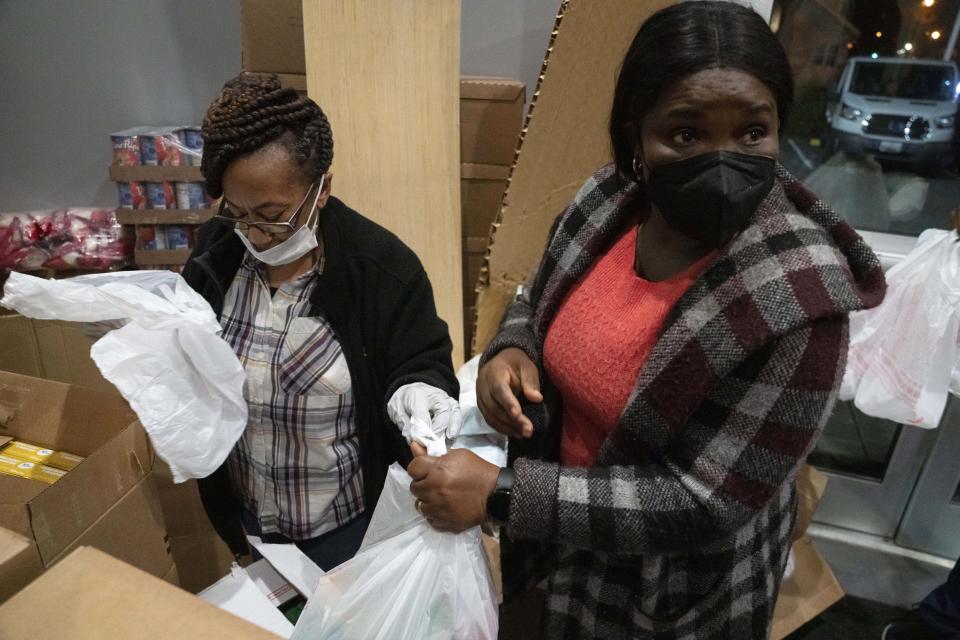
[[671, 129, 697, 145], [744, 127, 767, 144]]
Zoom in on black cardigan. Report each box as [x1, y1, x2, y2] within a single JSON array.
[[181, 196, 458, 555]]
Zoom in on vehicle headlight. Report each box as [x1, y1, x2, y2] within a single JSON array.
[[840, 103, 864, 121], [935, 114, 955, 128]]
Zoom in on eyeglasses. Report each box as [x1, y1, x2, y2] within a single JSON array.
[[214, 180, 321, 235]]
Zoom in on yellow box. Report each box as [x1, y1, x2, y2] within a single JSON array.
[[1, 440, 84, 471], [0, 454, 66, 485]]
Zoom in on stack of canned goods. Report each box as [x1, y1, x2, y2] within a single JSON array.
[[112, 126, 210, 211], [136, 225, 195, 251]]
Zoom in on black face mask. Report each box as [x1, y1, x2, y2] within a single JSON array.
[[645, 150, 776, 247]]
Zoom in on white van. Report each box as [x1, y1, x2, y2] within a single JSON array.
[[826, 56, 959, 172]]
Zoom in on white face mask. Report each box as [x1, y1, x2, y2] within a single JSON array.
[[234, 176, 324, 266]]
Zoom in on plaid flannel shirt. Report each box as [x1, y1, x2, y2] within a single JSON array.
[[220, 254, 364, 540], [481, 164, 886, 639]]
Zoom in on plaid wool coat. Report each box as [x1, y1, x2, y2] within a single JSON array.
[[481, 164, 886, 639]]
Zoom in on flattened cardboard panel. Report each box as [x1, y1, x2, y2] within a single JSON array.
[[51, 477, 173, 580], [0, 547, 279, 640], [303, 1, 464, 364], [473, 0, 674, 353]]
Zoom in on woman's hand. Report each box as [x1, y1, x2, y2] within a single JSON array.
[[408, 443, 500, 533], [476, 347, 543, 439]]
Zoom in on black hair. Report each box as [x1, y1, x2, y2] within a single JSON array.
[[201, 73, 334, 198], [609, 1, 794, 180]]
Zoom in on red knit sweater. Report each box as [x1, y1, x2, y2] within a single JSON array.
[[543, 225, 717, 467]]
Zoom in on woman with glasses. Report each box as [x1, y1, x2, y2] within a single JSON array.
[[181, 74, 460, 570]]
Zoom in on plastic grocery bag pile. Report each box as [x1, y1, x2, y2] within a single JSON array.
[[841, 228, 960, 428], [0, 270, 246, 482]]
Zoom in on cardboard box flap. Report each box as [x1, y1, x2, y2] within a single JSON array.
[[0, 371, 134, 456], [26, 423, 149, 564], [49, 477, 173, 580], [0, 547, 281, 639], [461, 76, 526, 101], [0, 504, 32, 539], [0, 480, 47, 506]]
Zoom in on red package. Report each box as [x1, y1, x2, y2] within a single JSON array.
[[0, 209, 133, 272]]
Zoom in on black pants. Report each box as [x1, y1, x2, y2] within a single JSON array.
[[241, 510, 367, 572], [919, 556, 960, 635]]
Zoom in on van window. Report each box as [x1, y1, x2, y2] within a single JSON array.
[[849, 62, 955, 101]]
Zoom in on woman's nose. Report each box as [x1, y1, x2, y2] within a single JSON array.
[[247, 225, 272, 248]]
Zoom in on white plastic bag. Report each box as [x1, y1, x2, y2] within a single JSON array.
[[841, 229, 960, 428], [291, 428, 498, 640], [1, 270, 247, 481], [452, 355, 508, 467]]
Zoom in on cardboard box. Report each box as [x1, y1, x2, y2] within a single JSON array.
[[241, 0, 306, 74], [52, 475, 173, 579], [0, 527, 42, 605], [152, 460, 235, 593], [0, 316, 114, 394], [169, 529, 236, 593], [462, 162, 511, 238], [245, 71, 308, 94], [0, 547, 280, 639], [460, 76, 526, 166], [0, 371, 151, 566], [463, 236, 489, 303], [770, 536, 845, 639]]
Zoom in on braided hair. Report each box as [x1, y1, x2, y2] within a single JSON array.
[[201, 73, 334, 198]]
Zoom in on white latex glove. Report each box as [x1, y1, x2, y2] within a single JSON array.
[[386, 382, 462, 446]]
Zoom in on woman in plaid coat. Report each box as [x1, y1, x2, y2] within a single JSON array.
[[408, 2, 886, 638]]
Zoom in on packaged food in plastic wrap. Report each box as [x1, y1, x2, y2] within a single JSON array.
[[117, 181, 147, 209], [143, 127, 203, 167], [165, 225, 193, 250], [176, 127, 204, 166], [145, 181, 176, 209], [175, 182, 208, 209], [110, 126, 154, 166], [137, 225, 167, 251], [0, 209, 133, 272]]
